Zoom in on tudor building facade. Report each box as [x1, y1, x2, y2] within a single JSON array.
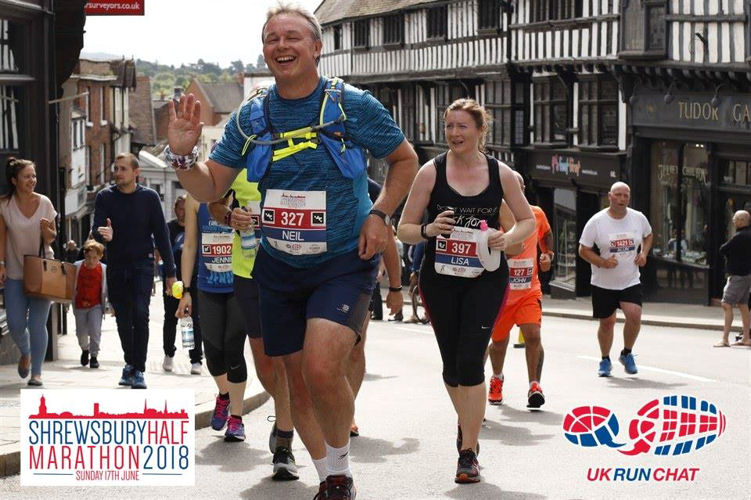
[[315, 0, 751, 305]]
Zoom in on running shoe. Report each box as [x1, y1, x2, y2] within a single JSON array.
[[224, 416, 246, 442], [118, 364, 134, 386], [211, 395, 230, 430], [527, 382, 545, 409], [619, 353, 638, 374], [455, 425, 479, 455], [455, 449, 480, 484], [131, 370, 147, 389], [271, 446, 299, 481], [317, 474, 356, 499], [190, 362, 202, 375], [162, 355, 173, 372], [313, 481, 325, 499], [597, 358, 612, 377], [488, 375, 503, 405]]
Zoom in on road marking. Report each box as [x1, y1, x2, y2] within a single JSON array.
[[578, 356, 716, 382]]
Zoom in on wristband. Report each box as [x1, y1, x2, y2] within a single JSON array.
[[420, 223, 430, 240], [165, 145, 199, 171], [183, 286, 192, 294], [224, 210, 232, 227], [388, 286, 402, 292]]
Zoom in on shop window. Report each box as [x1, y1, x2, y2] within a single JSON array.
[[620, 0, 667, 58], [353, 20, 369, 49], [533, 77, 569, 145], [553, 188, 577, 287], [530, 0, 583, 22], [333, 24, 342, 51], [578, 75, 619, 147], [478, 0, 501, 32], [383, 14, 404, 46], [0, 19, 21, 73], [722, 160, 750, 185], [0, 85, 20, 152], [427, 5, 448, 40]]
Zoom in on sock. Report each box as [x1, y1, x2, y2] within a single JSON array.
[[602, 356, 611, 361], [529, 380, 539, 389], [494, 373, 504, 381], [218, 392, 229, 400], [621, 348, 632, 356], [230, 414, 242, 420], [325, 442, 352, 478], [313, 457, 328, 482], [276, 428, 294, 450]]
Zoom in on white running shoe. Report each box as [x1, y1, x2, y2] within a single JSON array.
[[191, 362, 202, 375], [162, 355, 174, 372]]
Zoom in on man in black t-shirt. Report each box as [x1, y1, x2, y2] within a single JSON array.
[[160, 195, 203, 373]]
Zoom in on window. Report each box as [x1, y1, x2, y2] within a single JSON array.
[[722, 160, 751, 185], [478, 0, 501, 31], [533, 77, 569, 144], [383, 14, 404, 46], [484, 80, 526, 147], [578, 75, 619, 147], [437, 83, 470, 143], [1, 19, 25, 160], [620, 0, 667, 58], [530, 0, 582, 22], [746, 1, 751, 61], [333, 24, 342, 50], [100, 87, 106, 124], [353, 19, 370, 49], [0, 19, 21, 73], [99, 144, 106, 184], [85, 86, 92, 124], [427, 5, 448, 40]]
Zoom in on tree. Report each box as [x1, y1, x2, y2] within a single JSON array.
[[230, 59, 244, 74]]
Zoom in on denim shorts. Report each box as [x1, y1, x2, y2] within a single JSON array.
[[251, 247, 378, 356]]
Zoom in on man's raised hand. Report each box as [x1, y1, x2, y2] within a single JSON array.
[[167, 93, 204, 155]]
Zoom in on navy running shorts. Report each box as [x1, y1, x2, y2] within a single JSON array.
[[251, 246, 379, 356]]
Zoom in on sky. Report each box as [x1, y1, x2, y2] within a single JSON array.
[[82, 0, 324, 67]]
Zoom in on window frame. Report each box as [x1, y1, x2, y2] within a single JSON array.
[[0, 17, 30, 163], [619, 0, 667, 59], [382, 13, 404, 47], [746, 1, 751, 62], [353, 19, 370, 49], [532, 76, 570, 146], [484, 79, 524, 148], [426, 5, 448, 41], [577, 74, 619, 149], [478, 0, 501, 33], [530, 0, 582, 22], [333, 24, 342, 51]]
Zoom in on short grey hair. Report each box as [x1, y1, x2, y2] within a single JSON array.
[[262, 2, 322, 43]]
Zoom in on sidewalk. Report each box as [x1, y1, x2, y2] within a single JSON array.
[[0, 290, 269, 477]]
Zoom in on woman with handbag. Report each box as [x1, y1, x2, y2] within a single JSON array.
[[0, 157, 57, 386]]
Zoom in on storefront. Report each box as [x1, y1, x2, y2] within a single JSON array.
[[631, 89, 751, 304], [525, 149, 624, 298]]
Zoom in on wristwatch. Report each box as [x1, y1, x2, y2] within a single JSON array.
[[369, 209, 391, 226]]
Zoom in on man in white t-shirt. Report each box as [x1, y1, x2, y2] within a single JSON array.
[[578, 182, 653, 377]]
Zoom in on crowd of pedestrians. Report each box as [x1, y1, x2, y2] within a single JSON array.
[[2, 3, 750, 499]]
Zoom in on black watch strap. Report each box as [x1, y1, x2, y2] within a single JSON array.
[[369, 209, 390, 225]]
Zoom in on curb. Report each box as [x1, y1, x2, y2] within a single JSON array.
[[0, 387, 270, 479], [543, 309, 733, 332]]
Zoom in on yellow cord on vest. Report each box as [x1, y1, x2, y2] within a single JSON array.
[[271, 127, 319, 162]]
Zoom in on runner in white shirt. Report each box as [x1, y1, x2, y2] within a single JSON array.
[[578, 182, 653, 377]]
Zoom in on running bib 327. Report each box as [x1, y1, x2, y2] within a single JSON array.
[[262, 189, 327, 255], [434, 227, 483, 278], [508, 258, 534, 290]]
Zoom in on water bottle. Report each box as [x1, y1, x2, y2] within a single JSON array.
[[240, 204, 257, 258], [180, 314, 194, 349]]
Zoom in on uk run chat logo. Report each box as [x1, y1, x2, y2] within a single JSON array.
[[562, 395, 726, 482]]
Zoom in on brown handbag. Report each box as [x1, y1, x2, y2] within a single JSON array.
[[23, 239, 76, 303]]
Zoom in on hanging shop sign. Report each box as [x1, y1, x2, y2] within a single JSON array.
[[529, 150, 622, 189]]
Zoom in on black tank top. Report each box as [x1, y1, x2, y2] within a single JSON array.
[[423, 152, 504, 276]]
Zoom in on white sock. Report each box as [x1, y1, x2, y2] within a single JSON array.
[[493, 373, 504, 380], [325, 442, 352, 478], [313, 457, 328, 482]]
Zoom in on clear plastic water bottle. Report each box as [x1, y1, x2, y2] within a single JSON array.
[[240, 204, 257, 258], [181, 314, 195, 349]]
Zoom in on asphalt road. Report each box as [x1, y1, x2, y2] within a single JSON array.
[[2, 315, 749, 499]]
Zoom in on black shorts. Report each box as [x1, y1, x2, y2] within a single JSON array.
[[233, 275, 262, 339], [591, 284, 643, 319]]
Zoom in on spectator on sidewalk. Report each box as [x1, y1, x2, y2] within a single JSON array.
[[716, 210, 751, 347], [65, 240, 79, 263], [92, 152, 176, 389], [160, 194, 203, 374], [0, 157, 57, 387], [73, 239, 108, 369]]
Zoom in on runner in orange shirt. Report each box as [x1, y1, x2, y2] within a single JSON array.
[[488, 171, 554, 408]]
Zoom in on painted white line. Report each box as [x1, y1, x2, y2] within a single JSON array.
[[578, 355, 716, 383]]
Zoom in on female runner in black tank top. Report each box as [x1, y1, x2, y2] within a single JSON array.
[[397, 99, 535, 484]]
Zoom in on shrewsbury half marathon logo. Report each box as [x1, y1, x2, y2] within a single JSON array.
[[563, 395, 726, 456]]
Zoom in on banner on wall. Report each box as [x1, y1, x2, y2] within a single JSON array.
[[85, 1, 145, 16]]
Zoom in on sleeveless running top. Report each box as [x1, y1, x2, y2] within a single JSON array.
[[423, 152, 505, 279], [197, 203, 234, 293]]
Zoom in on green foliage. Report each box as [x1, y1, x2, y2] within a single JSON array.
[[136, 57, 263, 99]]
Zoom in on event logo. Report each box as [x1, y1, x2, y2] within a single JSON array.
[[21, 389, 194, 486], [563, 395, 725, 456]]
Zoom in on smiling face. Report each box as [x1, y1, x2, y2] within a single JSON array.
[[445, 110, 483, 155], [262, 13, 322, 86], [11, 165, 37, 195]]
